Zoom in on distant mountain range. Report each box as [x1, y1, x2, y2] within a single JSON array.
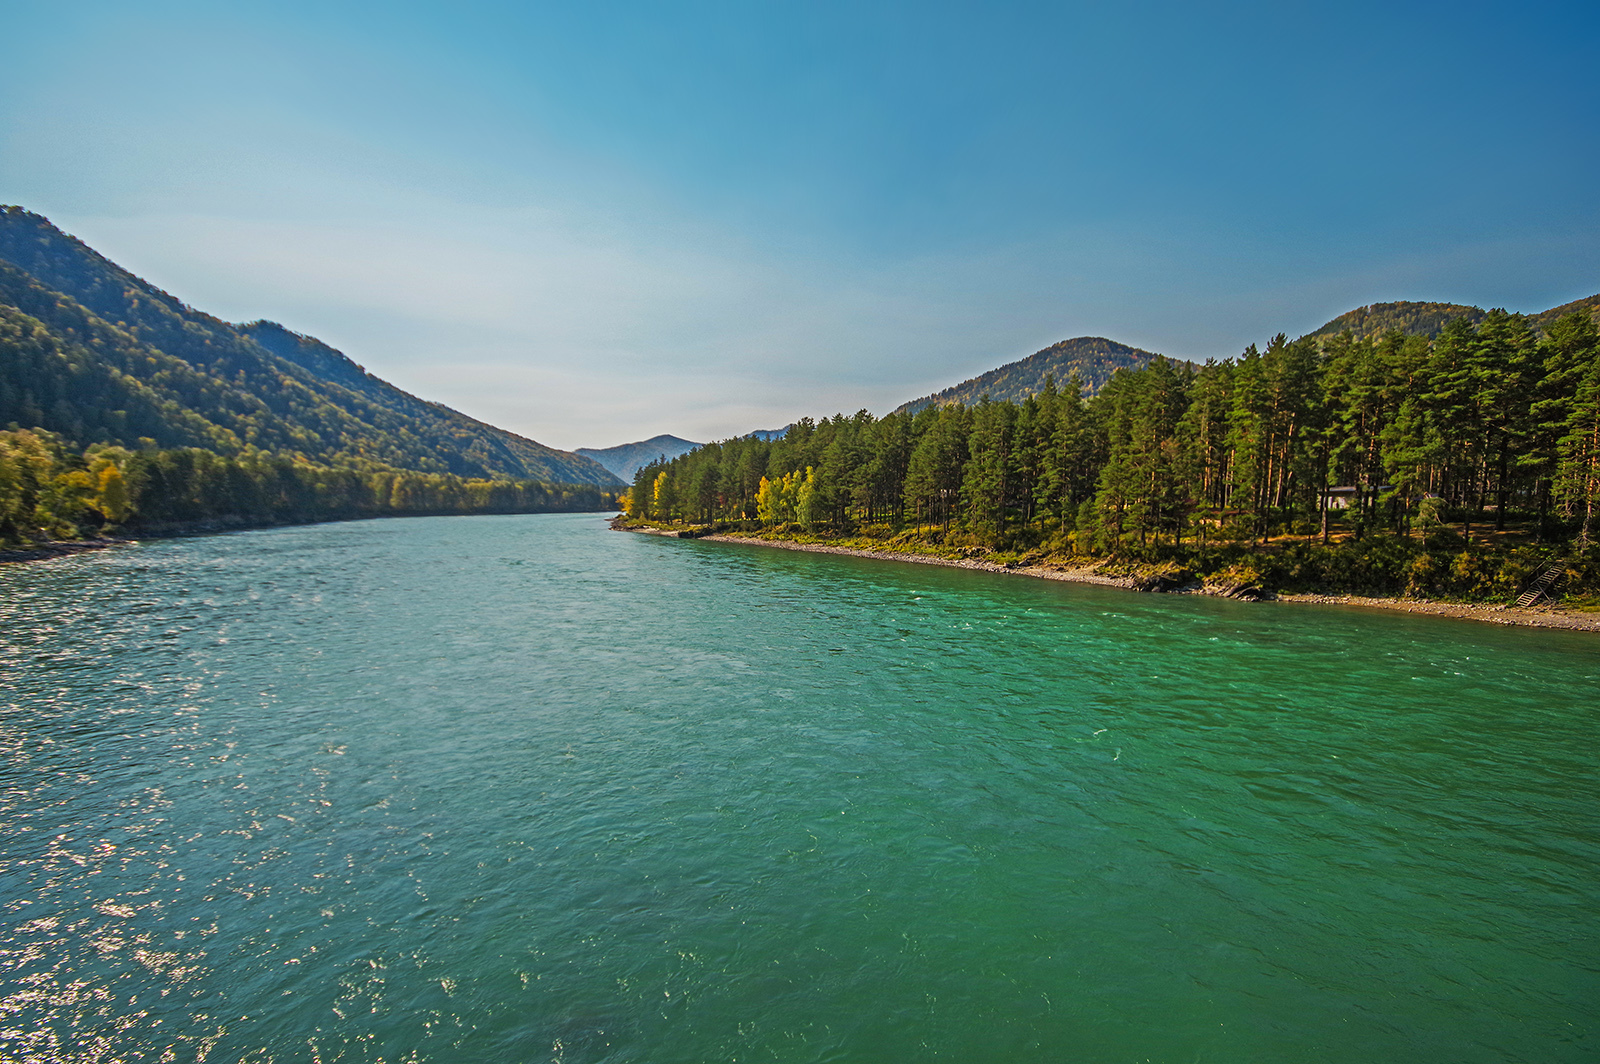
[[576, 434, 701, 480], [892, 337, 1160, 414], [0, 207, 620, 487], [578, 430, 791, 475]]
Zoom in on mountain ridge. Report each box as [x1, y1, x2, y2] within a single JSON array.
[[892, 336, 1161, 414], [1302, 294, 1600, 342], [0, 206, 620, 487]]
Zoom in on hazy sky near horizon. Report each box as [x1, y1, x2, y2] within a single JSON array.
[[4, 1, 1598, 448]]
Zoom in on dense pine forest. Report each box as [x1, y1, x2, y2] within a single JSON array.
[[0, 207, 620, 548], [629, 310, 1600, 604]]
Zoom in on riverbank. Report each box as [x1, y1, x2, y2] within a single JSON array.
[[622, 522, 1600, 633], [0, 537, 133, 565], [1272, 591, 1600, 631]]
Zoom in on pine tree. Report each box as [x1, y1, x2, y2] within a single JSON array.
[[962, 398, 1017, 538], [1550, 315, 1600, 542]]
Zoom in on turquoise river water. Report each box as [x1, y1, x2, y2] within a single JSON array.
[[0, 513, 1596, 1063]]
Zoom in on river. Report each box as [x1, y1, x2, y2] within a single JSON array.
[[1, 513, 1595, 1062]]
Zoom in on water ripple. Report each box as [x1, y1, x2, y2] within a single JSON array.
[[0, 515, 1595, 1062]]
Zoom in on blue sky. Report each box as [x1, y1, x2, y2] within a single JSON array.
[[3, 1, 1598, 447]]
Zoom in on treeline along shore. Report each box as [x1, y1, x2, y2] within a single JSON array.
[[0, 427, 619, 554], [0, 206, 623, 555], [626, 310, 1600, 610]]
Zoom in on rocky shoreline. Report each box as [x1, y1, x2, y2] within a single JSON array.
[[1272, 591, 1600, 631], [617, 521, 1600, 633]]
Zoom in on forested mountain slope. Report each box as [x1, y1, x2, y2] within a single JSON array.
[[1528, 293, 1600, 334], [893, 337, 1159, 414], [1305, 295, 1600, 342], [576, 434, 701, 480], [0, 207, 619, 486], [1304, 301, 1485, 341]]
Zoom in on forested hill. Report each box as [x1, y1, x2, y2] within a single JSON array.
[[1529, 294, 1600, 334], [1305, 295, 1600, 342], [1306, 302, 1482, 341], [901, 297, 1600, 418], [576, 434, 702, 480], [629, 306, 1600, 604], [0, 206, 619, 487], [893, 336, 1159, 414]]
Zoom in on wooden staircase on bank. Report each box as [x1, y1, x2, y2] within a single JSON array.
[[1515, 560, 1567, 608]]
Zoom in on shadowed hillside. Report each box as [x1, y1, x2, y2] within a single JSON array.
[[0, 206, 620, 487]]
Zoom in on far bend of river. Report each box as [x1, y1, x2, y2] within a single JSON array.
[[1, 514, 1596, 1064]]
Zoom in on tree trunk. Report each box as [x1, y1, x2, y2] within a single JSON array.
[[1495, 435, 1509, 532]]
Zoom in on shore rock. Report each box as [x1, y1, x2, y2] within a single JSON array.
[[1202, 579, 1272, 601], [1130, 567, 1197, 593]]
